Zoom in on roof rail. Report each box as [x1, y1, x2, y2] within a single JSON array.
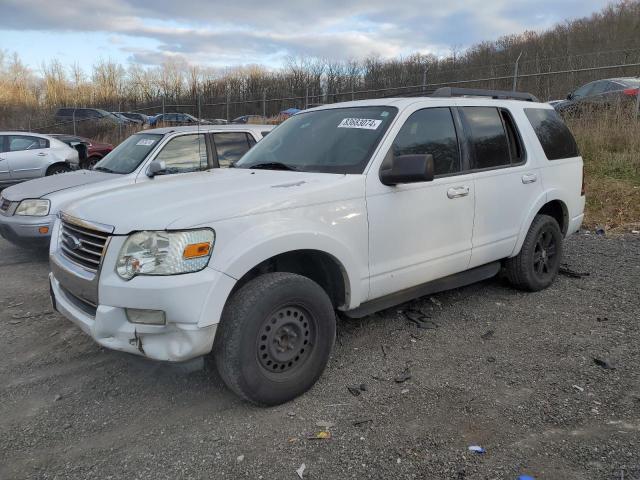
[[431, 87, 539, 102]]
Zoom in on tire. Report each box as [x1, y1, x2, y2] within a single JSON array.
[[84, 157, 100, 170], [213, 272, 336, 406], [46, 164, 71, 176], [505, 214, 563, 291]]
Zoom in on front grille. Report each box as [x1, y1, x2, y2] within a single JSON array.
[[60, 219, 110, 271]]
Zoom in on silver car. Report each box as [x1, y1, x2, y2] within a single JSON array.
[[0, 132, 80, 187], [0, 125, 273, 248]]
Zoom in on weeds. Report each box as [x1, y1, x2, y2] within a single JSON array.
[[565, 107, 640, 229]]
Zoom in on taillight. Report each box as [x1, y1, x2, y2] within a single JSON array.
[[581, 165, 586, 196], [623, 88, 639, 96]]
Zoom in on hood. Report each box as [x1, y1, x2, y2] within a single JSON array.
[[1, 170, 118, 202], [63, 168, 365, 234]]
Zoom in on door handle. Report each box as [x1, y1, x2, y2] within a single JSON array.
[[522, 173, 538, 184], [36, 152, 47, 156], [447, 186, 470, 199]]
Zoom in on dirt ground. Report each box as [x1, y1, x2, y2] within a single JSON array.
[[0, 232, 639, 480]]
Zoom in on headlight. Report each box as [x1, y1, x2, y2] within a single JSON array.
[[15, 199, 50, 216], [116, 229, 215, 280]]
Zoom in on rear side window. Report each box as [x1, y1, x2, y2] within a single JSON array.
[[524, 108, 579, 160], [460, 107, 511, 169], [390, 107, 461, 176]]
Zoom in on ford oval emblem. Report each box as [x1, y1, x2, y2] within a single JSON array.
[[68, 235, 82, 250]]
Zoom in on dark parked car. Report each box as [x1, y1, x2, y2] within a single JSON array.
[[114, 112, 151, 124], [149, 113, 211, 127], [54, 108, 132, 126], [112, 112, 143, 125], [554, 77, 640, 115], [231, 115, 266, 124], [49, 135, 114, 169]]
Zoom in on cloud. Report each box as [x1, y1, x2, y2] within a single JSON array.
[[0, 0, 611, 67]]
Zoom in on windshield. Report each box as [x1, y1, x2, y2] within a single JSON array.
[[622, 78, 640, 88], [235, 106, 398, 174], [93, 133, 162, 174]]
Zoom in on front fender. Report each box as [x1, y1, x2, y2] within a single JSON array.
[[208, 217, 368, 310]]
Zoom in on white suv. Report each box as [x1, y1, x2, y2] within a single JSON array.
[[49, 88, 585, 405]]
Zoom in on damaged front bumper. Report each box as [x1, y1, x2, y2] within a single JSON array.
[[50, 273, 218, 361]]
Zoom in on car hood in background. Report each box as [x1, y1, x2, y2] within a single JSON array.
[[1, 170, 119, 201], [63, 168, 365, 234]]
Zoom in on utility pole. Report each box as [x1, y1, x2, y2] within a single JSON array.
[[422, 67, 428, 93], [262, 89, 266, 118], [226, 89, 230, 122], [513, 51, 523, 91]]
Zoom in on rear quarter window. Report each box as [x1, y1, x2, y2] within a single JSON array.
[[524, 108, 579, 160]]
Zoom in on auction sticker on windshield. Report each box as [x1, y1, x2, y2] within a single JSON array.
[[136, 139, 156, 146], [338, 118, 382, 130]]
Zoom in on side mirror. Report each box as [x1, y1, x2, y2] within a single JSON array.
[[147, 160, 166, 178], [380, 154, 434, 186], [567, 93, 573, 100]]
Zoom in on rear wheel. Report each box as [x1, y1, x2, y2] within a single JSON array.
[[213, 272, 336, 405], [46, 164, 71, 176], [505, 214, 563, 291]]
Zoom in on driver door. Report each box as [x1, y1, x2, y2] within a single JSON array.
[[365, 107, 475, 300]]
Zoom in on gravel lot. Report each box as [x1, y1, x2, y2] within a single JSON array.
[[1, 232, 639, 480]]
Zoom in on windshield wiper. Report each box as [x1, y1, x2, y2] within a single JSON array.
[[248, 162, 299, 171], [94, 166, 116, 173]]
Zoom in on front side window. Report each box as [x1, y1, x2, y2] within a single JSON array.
[[572, 83, 594, 99], [589, 81, 609, 96], [460, 107, 511, 169], [154, 134, 207, 174], [235, 106, 398, 174], [94, 133, 162, 174], [388, 107, 460, 176], [7, 135, 48, 152], [213, 132, 252, 167], [524, 108, 579, 160]]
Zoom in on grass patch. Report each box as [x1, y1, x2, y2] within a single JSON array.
[[565, 108, 640, 229]]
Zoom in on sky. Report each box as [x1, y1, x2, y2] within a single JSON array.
[[0, 0, 611, 71]]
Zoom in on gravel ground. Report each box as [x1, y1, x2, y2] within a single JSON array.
[[0, 232, 639, 480]]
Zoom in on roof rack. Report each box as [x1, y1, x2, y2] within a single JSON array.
[[431, 87, 539, 102]]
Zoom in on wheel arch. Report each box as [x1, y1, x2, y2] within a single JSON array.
[[45, 162, 71, 175], [230, 249, 350, 309], [512, 191, 569, 257]]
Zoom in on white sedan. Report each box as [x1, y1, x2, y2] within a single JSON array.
[[0, 132, 79, 187]]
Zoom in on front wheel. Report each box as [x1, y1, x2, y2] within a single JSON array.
[[213, 272, 336, 405], [46, 164, 71, 176], [505, 214, 563, 291]]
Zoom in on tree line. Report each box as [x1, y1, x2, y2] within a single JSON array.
[[0, 0, 639, 128]]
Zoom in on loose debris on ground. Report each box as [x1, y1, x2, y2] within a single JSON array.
[[1, 233, 639, 479]]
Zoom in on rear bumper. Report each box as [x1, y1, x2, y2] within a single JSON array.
[[0, 213, 54, 247], [567, 213, 584, 236], [567, 196, 586, 236]]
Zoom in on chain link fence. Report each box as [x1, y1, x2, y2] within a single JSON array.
[[16, 48, 640, 143]]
